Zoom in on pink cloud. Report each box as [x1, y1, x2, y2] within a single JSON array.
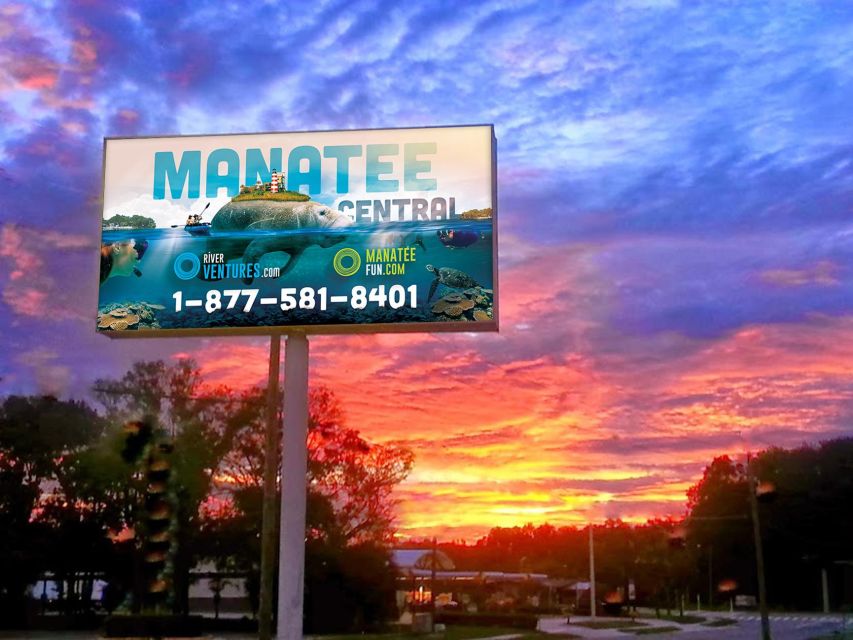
[[0, 224, 92, 319], [19, 74, 58, 90], [0, 5, 60, 95], [3, 287, 48, 316], [759, 260, 840, 287]]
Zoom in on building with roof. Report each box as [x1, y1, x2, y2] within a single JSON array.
[[392, 548, 559, 620]]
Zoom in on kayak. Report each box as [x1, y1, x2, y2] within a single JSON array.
[[184, 223, 211, 237]]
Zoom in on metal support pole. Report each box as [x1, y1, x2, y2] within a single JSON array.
[[589, 525, 596, 619], [277, 333, 309, 640], [259, 334, 281, 640], [748, 456, 772, 640], [822, 568, 830, 613]]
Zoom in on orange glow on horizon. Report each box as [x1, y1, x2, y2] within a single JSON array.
[[184, 239, 853, 541]]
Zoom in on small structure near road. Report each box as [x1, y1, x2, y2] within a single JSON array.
[[393, 548, 558, 620]]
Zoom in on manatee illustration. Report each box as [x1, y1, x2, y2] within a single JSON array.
[[100, 239, 148, 284], [425, 264, 480, 302], [374, 231, 426, 252], [208, 200, 352, 284]]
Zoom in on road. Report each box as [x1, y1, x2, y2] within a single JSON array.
[[692, 613, 848, 639], [539, 612, 851, 640], [0, 615, 848, 640]]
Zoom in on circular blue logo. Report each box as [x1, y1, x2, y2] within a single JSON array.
[[174, 252, 201, 280]]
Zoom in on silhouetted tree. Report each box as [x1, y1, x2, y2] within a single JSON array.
[[92, 359, 255, 615], [0, 395, 104, 625], [206, 385, 412, 630], [686, 441, 853, 610]]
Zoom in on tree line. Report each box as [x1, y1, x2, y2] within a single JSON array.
[[0, 359, 413, 632], [3, 361, 850, 625], [419, 439, 853, 613]]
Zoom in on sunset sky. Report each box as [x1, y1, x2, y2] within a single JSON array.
[[2, 1, 853, 540]]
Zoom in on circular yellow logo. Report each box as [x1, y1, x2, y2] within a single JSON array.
[[333, 247, 361, 277]]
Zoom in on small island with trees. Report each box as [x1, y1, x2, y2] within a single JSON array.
[[103, 214, 156, 230], [460, 207, 492, 220], [232, 168, 309, 203]]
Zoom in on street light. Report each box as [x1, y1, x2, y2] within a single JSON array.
[[589, 525, 596, 620], [694, 543, 713, 611], [734, 431, 773, 640], [718, 578, 737, 613], [747, 454, 773, 640]]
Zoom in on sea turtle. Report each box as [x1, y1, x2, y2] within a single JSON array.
[[208, 199, 352, 284], [425, 264, 480, 301]]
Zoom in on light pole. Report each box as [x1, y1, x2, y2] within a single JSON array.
[[259, 334, 281, 640], [747, 454, 772, 640], [589, 525, 596, 619], [694, 543, 713, 611], [430, 537, 437, 632], [707, 545, 713, 610]]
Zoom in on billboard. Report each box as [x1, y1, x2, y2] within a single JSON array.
[[97, 125, 497, 337]]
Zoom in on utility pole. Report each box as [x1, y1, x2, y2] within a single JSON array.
[[707, 545, 713, 610], [430, 537, 437, 632], [589, 525, 596, 619], [747, 455, 771, 640], [259, 334, 281, 640]]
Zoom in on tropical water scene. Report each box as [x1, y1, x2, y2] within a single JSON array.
[[98, 130, 496, 334], [98, 205, 494, 332]]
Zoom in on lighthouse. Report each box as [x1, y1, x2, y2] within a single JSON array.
[[270, 169, 280, 193]]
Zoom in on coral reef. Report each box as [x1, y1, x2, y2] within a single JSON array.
[[97, 301, 164, 332], [430, 287, 494, 322]]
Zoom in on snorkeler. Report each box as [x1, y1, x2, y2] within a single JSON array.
[[100, 239, 148, 283]]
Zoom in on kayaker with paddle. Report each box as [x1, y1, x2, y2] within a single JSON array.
[[182, 202, 213, 237]]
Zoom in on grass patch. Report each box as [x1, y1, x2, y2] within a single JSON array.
[[444, 626, 524, 640], [702, 618, 737, 627], [314, 625, 540, 640], [457, 632, 581, 640], [621, 627, 681, 635], [437, 611, 537, 630], [652, 615, 705, 624], [572, 620, 649, 630], [516, 634, 581, 640], [444, 628, 581, 640], [232, 190, 309, 202], [312, 633, 401, 640]]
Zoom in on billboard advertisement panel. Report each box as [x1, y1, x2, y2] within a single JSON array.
[[97, 125, 497, 337]]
